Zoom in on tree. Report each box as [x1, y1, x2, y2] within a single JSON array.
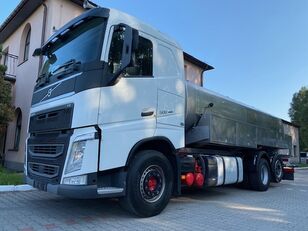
[[289, 87, 308, 152], [0, 45, 14, 129]]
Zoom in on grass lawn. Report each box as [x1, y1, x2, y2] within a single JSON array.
[[0, 166, 23, 185], [297, 163, 308, 168]]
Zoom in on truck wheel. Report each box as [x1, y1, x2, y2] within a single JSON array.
[[250, 158, 271, 191], [120, 150, 173, 217], [272, 158, 283, 183]]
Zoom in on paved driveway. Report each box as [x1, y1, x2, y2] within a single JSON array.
[[0, 169, 307, 231]]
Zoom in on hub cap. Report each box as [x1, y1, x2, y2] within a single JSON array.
[[140, 165, 165, 203]]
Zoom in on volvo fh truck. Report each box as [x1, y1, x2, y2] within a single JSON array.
[[26, 6, 294, 217]]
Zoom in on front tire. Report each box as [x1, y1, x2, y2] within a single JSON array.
[[250, 158, 271, 191], [120, 150, 173, 217]]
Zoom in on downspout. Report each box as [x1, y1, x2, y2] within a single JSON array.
[[201, 69, 205, 87], [38, 2, 48, 74], [201, 64, 213, 87]]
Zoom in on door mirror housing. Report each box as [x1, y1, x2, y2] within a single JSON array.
[[108, 24, 133, 83], [132, 29, 139, 52], [107, 25, 140, 85]]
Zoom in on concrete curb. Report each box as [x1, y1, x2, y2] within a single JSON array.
[[0, 184, 35, 192]]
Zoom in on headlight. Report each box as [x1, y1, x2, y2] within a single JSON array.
[[65, 141, 86, 174]]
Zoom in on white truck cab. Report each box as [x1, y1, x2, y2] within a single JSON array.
[[27, 7, 186, 213]]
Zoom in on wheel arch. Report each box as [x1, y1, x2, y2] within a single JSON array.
[[257, 151, 271, 166], [125, 136, 180, 195], [243, 150, 272, 173], [126, 136, 176, 166]]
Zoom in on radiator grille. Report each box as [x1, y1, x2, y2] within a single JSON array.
[[28, 162, 59, 178], [29, 144, 64, 157], [27, 128, 73, 185]]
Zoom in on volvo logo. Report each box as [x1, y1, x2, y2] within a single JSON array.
[[40, 82, 62, 103], [47, 88, 53, 98]]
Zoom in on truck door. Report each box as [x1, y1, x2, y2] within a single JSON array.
[[98, 27, 157, 170]]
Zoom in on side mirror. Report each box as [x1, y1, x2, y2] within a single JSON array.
[[107, 25, 140, 85], [33, 48, 42, 57], [120, 25, 133, 69], [132, 29, 139, 51], [108, 24, 134, 83]]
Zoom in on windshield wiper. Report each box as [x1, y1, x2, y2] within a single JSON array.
[[36, 72, 52, 87]]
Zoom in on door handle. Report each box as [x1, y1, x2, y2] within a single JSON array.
[[141, 110, 154, 117]]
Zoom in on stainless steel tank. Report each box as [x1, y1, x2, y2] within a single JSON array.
[[185, 82, 292, 150]]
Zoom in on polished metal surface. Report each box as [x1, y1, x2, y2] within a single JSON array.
[[185, 82, 292, 150]]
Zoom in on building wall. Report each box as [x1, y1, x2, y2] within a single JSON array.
[[2, 6, 44, 170], [282, 123, 300, 163], [45, 0, 84, 39], [2, 0, 84, 170], [184, 60, 204, 86]]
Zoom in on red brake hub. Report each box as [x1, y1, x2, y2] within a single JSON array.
[[148, 177, 157, 191]]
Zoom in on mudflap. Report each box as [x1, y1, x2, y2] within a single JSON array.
[[282, 167, 295, 180]]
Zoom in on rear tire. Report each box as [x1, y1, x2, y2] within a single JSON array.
[[250, 158, 271, 191], [271, 157, 283, 183], [120, 150, 173, 217]]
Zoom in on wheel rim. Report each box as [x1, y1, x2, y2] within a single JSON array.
[[140, 165, 165, 203], [275, 160, 283, 179], [260, 164, 269, 185]]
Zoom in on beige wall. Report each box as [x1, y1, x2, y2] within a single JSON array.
[[2, 0, 84, 170], [184, 60, 204, 86], [3, 6, 44, 169], [45, 0, 84, 39]]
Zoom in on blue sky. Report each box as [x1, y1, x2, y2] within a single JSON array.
[[1, 0, 308, 120]]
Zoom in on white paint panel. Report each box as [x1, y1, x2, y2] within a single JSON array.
[[99, 121, 156, 170], [157, 90, 184, 128], [30, 88, 101, 129], [98, 78, 157, 124], [155, 123, 184, 149], [156, 44, 180, 76]]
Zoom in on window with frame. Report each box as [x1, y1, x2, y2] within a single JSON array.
[[23, 28, 31, 61], [107, 29, 153, 77], [124, 36, 153, 77], [107, 28, 125, 75], [14, 109, 22, 150]]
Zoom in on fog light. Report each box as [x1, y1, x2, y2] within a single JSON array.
[[63, 175, 87, 185]]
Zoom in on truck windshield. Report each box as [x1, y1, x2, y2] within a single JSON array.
[[36, 17, 105, 88]]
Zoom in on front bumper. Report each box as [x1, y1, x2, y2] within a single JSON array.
[[27, 177, 98, 198], [27, 176, 125, 199]]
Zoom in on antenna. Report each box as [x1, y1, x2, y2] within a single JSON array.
[[83, 0, 97, 9]]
